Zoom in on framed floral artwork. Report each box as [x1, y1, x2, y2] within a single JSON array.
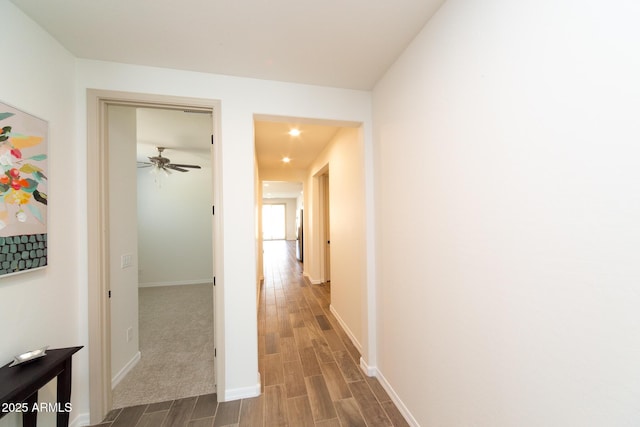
[[0, 101, 48, 277]]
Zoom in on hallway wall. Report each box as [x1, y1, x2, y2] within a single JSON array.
[[306, 127, 366, 351], [0, 2, 82, 426], [373, 0, 640, 425]]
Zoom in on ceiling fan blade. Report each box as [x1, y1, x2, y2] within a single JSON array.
[[137, 162, 153, 168], [170, 163, 201, 169], [167, 165, 189, 172]]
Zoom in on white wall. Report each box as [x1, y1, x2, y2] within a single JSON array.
[[373, 0, 640, 425], [296, 194, 304, 212], [108, 106, 140, 385], [262, 198, 297, 240], [306, 127, 367, 351], [0, 1, 86, 426], [75, 60, 373, 403], [137, 161, 213, 287]]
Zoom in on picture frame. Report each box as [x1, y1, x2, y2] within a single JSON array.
[[0, 101, 48, 277]]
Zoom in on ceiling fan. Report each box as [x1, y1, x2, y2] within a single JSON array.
[[137, 146, 201, 173]]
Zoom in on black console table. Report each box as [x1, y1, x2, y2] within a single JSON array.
[[0, 346, 82, 427]]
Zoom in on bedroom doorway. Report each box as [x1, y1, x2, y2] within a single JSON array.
[[87, 90, 223, 424], [108, 105, 216, 408]]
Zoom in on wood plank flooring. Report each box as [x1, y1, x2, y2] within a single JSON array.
[[92, 240, 408, 427]]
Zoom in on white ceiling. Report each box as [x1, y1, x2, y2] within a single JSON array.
[[254, 119, 342, 170], [136, 108, 212, 166], [263, 181, 303, 199], [9, 0, 444, 90]]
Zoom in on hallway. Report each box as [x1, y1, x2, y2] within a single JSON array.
[[93, 240, 407, 426], [258, 240, 408, 426]]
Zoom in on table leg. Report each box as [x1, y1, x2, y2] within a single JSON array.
[[56, 357, 72, 427], [23, 391, 38, 427]]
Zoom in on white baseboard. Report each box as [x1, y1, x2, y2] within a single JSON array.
[[359, 357, 376, 377], [373, 368, 420, 427], [303, 273, 323, 285], [223, 380, 261, 401], [138, 279, 213, 288], [329, 304, 363, 353], [111, 351, 141, 389], [71, 413, 90, 427]]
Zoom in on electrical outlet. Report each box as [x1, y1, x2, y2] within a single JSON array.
[[121, 254, 133, 269], [126, 327, 133, 342]]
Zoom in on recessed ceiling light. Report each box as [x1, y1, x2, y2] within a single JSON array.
[[288, 129, 301, 137], [282, 157, 291, 163]]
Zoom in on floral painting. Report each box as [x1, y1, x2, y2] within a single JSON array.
[[0, 101, 47, 277]]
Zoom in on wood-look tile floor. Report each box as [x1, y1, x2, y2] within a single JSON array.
[[92, 240, 408, 427]]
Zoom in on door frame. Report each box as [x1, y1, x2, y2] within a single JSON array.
[[313, 165, 330, 284], [86, 89, 223, 424], [321, 172, 330, 282]]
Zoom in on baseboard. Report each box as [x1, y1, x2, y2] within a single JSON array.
[[303, 273, 323, 285], [329, 304, 363, 353], [71, 413, 90, 427], [111, 351, 141, 389], [223, 380, 261, 401], [359, 357, 376, 377], [373, 368, 420, 427], [138, 279, 213, 288]]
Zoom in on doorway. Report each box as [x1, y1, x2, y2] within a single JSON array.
[[87, 90, 223, 424], [107, 105, 215, 408], [317, 169, 331, 283], [262, 204, 286, 240]]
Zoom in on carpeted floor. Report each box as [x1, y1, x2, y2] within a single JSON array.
[[112, 283, 215, 408]]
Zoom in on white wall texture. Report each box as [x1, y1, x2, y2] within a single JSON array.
[[306, 127, 367, 350], [137, 160, 213, 287], [107, 106, 140, 387], [0, 1, 84, 426], [373, 0, 640, 425]]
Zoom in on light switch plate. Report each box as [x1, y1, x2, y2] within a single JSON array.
[[121, 254, 133, 269]]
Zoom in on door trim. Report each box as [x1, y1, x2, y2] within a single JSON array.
[[87, 89, 223, 424], [321, 172, 330, 282]]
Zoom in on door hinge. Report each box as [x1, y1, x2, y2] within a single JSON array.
[[211, 134, 214, 145], [213, 277, 216, 286], [108, 290, 111, 299], [214, 348, 217, 357], [212, 205, 215, 215]]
